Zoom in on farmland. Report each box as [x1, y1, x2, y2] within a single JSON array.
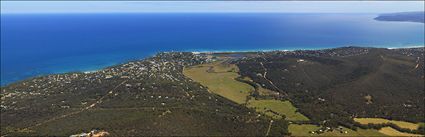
[[354, 118, 421, 130], [183, 61, 253, 104], [247, 99, 308, 121], [183, 59, 309, 122], [379, 127, 423, 136]]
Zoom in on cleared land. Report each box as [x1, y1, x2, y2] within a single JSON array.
[[184, 60, 309, 122], [288, 124, 320, 136], [289, 124, 387, 137], [379, 127, 423, 136], [183, 61, 253, 104], [354, 118, 421, 130], [247, 99, 308, 121]]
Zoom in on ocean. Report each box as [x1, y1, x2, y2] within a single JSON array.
[[1, 13, 424, 86]]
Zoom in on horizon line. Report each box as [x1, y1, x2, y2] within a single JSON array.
[[1, 1, 424, 14]]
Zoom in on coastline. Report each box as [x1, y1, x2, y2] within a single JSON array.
[[1, 45, 424, 87], [186, 45, 425, 53], [2, 13, 423, 87], [387, 45, 425, 49]]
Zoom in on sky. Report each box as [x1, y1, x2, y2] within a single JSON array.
[[1, 1, 424, 14]]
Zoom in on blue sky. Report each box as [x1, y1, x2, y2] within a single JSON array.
[[1, 1, 424, 14]]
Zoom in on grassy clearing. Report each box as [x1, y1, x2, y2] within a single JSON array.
[[243, 76, 278, 96], [379, 127, 423, 136], [288, 124, 320, 136], [354, 118, 421, 130], [247, 99, 309, 121], [183, 61, 253, 104], [289, 124, 387, 137]]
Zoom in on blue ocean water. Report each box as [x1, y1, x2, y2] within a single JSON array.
[[1, 13, 424, 86]]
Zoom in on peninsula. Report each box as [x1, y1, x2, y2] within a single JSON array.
[[1, 47, 424, 136], [375, 11, 425, 23]]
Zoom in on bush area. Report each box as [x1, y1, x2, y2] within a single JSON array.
[[237, 47, 424, 132]]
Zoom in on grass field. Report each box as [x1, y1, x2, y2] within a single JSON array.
[[379, 127, 423, 136], [289, 124, 387, 137], [257, 87, 278, 96], [183, 61, 253, 104], [354, 118, 421, 130], [247, 99, 309, 121], [288, 124, 320, 136]]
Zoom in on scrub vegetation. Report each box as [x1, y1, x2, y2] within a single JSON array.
[[289, 124, 387, 136]]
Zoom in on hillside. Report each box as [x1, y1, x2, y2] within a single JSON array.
[[237, 47, 424, 130]]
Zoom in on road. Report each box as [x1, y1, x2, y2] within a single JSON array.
[[265, 120, 273, 136], [259, 62, 288, 97]]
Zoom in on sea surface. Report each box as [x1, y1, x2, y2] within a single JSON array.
[[1, 13, 424, 86]]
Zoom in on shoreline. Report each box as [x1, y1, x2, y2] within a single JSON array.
[[386, 45, 425, 49], [188, 45, 425, 53], [1, 45, 424, 87]]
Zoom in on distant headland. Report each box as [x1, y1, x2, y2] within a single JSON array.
[[375, 11, 425, 23]]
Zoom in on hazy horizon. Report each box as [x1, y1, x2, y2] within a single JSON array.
[[1, 1, 424, 14]]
